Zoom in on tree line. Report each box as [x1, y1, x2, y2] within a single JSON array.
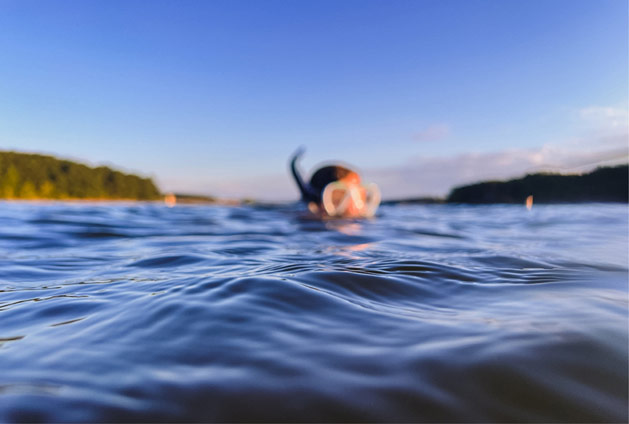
[[447, 165, 628, 203], [0, 151, 161, 200]]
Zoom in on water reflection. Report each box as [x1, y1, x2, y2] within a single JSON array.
[[325, 220, 364, 236]]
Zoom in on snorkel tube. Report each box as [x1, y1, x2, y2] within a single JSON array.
[[290, 148, 320, 203]]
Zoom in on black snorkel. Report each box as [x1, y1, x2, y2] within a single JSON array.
[[290, 148, 320, 203]]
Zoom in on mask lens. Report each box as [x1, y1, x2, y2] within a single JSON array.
[[362, 183, 381, 217], [322, 181, 381, 217], [322, 182, 351, 216], [330, 186, 349, 208]]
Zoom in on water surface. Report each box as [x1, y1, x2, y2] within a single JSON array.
[[0, 202, 627, 422]]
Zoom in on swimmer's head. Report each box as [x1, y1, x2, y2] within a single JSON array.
[[309, 165, 359, 197], [310, 166, 379, 218], [290, 149, 380, 218]]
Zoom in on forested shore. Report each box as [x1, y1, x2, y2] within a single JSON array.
[[0, 151, 160, 200], [446, 165, 628, 204]]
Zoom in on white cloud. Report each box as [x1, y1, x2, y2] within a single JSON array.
[[579, 105, 628, 129], [412, 124, 450, 142], [366, 132, 628, 199], [160, 136, 627, 202], [159, 105, 628, 202], [360, 105, 628, 199]]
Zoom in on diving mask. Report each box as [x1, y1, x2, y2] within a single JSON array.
[[321, 181, 381, 217]]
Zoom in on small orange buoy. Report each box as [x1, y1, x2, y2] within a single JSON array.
[[525, 195, 533, 210], [164, 193, 176, 207]]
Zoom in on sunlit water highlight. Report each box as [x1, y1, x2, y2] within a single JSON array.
[[0, 202, 627, 422]]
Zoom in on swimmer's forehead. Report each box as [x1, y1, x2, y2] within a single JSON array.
[[339, 172, 361, 184]]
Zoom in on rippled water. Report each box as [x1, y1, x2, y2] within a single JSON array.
[[0, 202, 627, 422]]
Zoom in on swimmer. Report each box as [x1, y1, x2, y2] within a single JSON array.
[[289, 148, 381, 218]]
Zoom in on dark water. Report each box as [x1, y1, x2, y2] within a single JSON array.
[[0, 202, 627, 422]]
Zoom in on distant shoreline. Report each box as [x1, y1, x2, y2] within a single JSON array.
[[446, 165, 627, 204], [2, 198, 628, 207], [2, 150, 626, 205], [0, 198, 243, 206]]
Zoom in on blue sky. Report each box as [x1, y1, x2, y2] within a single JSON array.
[[1, 0, 627, 200]]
